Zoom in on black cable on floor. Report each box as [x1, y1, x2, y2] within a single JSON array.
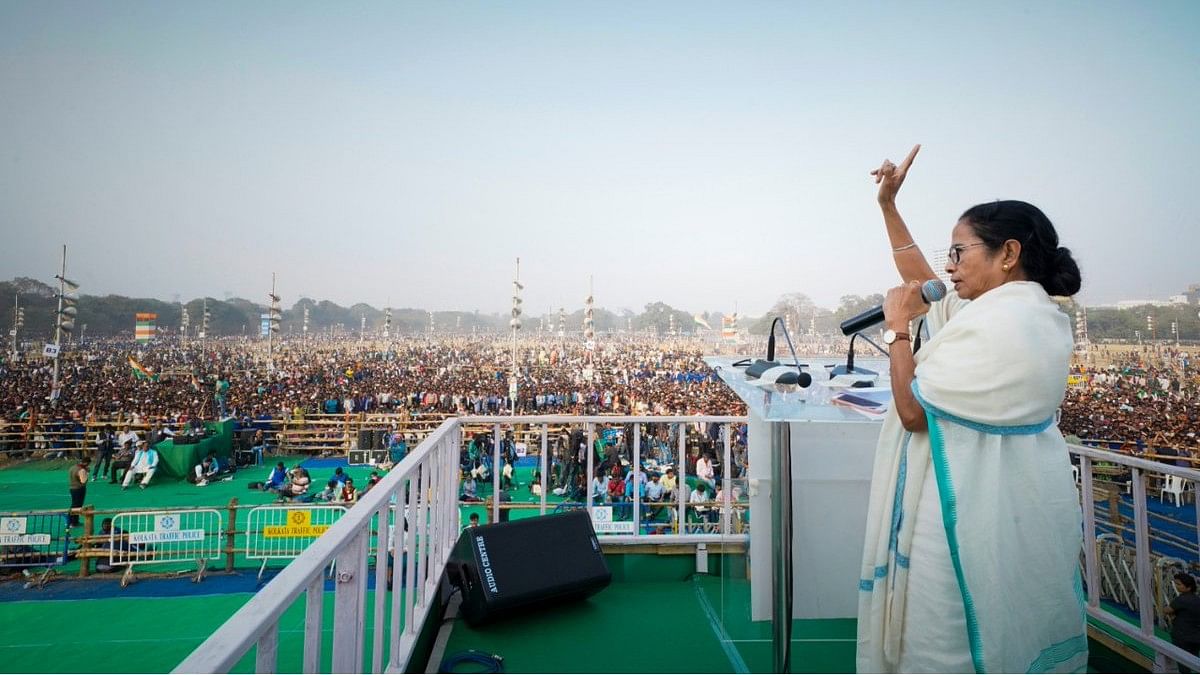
[[439, 650, 504, 673]]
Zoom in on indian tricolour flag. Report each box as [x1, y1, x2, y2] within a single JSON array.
[[721, 314, 738, 339], [129, 355, 157, 381], [135, 313, 156, 344]]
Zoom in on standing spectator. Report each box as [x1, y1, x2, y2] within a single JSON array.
[[122, 440, 159, 490], [67, 457, 90, 526], [1168, 572, 1200, 669], [92, 424, 115, 481]]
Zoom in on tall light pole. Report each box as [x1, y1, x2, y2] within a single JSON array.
[[583, 276, 595, 351], [510, 258, 523, 414], [266, 273, 281, 370], [51, 245, 79, 402], [11, 295, 24, 357]]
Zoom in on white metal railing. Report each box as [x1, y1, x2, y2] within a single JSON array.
[[174, 414, 749, 674], [457, 415, 748, 540], [1072, 442, 1200, 672], [173, 418, 463, 674]]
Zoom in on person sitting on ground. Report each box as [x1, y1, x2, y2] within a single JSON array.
[[530, 469, 543, 497], [466, 512, 480, 530], [661, 467, 677, 501], [281, 467, 312, 502], [501, 460, 515, 490], [329, 467, 349, 489], [314, 479, 338, 502], [122, 440, 158, 490], [461, 475, 481, 502], [263, 462, 287, 493], [645, 472, 665, 520], [192, 452, 220, 486], [690, 483, 713, 524], [339, 477, 358, 504], [364, 471, 381, 494], [94, 517, 139, 573], [109, 439, 135, 484]]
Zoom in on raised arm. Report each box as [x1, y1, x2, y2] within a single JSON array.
[[871, 144, 938, 283]]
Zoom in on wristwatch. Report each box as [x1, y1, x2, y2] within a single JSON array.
[[883, 329, 911, 345]]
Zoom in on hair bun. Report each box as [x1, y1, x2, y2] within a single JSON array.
[[1045, 246, 1082, 297]]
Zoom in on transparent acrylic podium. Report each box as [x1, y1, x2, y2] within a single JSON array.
[[706, 356, 887, 673]]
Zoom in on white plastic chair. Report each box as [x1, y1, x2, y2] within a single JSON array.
[[1161, 474, 1189, 507]]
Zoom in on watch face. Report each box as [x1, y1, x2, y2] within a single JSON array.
[[883, 329, 896, 344]]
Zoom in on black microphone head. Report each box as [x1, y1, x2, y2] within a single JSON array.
[[921, 278, 948, 303], [795, 371, 812, 388]]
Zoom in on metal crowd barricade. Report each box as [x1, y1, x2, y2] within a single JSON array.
[[110, 509, 223, 587], [0, 512, 71, 589], [245, 505, 347, 581]]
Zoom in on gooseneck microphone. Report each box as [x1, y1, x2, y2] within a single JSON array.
[[839, 279, 947, 336]]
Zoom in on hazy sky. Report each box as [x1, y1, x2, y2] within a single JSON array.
[[2, 1, 1197, 316]]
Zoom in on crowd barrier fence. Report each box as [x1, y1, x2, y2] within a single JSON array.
[[245, 505, 348, 581], [0, 511, 71, 589], [109, 508, 224, 586]]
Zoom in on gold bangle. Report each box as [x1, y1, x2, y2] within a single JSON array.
[[892, 242, 917, 253]]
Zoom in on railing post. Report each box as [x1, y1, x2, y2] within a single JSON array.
[[304, 577, 324, 674], [492, 423, 501, 523], [256, 620, 279, 673], [78, 506, 94, 577], [677, 423, 687, 534], [540, 424, 548, 515], [633, 424, 641, 534], [1131, 467, 1161, 667], [1080, 456, 1099, 608], [586, 423, 595, 511], [226, 498, 238, 573], [331, 527, 368, 673], [722, 422, 732, 537], [371, 506, 388, 674]]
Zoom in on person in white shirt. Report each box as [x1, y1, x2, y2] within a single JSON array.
[[122, 440, 159, 489], [117, 425, 140, 453], [695, 453, 715, 489]]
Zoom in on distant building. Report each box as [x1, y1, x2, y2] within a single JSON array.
[[929, 248, 951, 285], [1186, 283, 1200, 305]]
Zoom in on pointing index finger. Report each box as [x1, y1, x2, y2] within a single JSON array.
[[898, 144, 921, 174]]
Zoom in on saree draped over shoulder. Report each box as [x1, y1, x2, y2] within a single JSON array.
[[856, 281, 1086, 673]]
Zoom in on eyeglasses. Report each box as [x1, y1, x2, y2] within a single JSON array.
[[947, 242, 988, 265]]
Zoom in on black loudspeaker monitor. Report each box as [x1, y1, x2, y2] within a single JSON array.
[[348, 450, 368, 465], [373, 429, 388, 450], [357, 429, 373, 450], [370, 450, 389, 465], [444, 511, 611, 626]]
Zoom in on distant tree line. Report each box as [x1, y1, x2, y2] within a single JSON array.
[[1, 277, 1196, 342]]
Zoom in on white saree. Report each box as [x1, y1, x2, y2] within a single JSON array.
[[856, 281, 1087, 673]]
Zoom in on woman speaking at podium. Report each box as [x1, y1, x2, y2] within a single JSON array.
[[856, 145, 1086, 673]]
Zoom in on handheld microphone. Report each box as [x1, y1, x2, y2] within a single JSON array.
[[839, 279, 947, 336]]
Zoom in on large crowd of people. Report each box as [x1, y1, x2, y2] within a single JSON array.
[[2, 334, 1197, 458], [0, 335, 748, 442], [1059, 345, 1200, 457]]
